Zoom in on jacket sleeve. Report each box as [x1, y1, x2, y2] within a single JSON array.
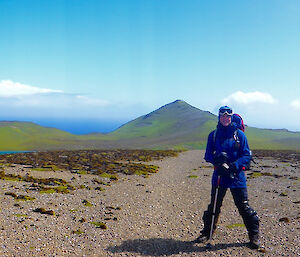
[[234, 130, 251, 171], [204, 131, 215, 165]]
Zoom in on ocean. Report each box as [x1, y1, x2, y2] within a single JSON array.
[[0, 151, 32, 155]]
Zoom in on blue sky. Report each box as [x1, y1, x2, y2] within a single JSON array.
[[0, 0, 300, 133]]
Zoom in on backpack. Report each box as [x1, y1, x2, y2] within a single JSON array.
[[232, 113, 245, 132]]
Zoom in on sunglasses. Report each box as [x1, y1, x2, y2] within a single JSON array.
[[219, 110, 233, 116]]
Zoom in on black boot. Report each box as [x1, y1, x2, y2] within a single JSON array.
[[192, 231, 208, 243], [193, 205, 220, 244], [249, 233, 260, 249]]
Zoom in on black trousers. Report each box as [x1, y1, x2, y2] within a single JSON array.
[[202, 186, 259, 238]]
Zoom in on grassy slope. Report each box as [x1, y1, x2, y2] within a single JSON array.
[[97, 100, 218, 149], [169, 123, 300, 150], [1, 100, 300, 151], [0, 122, 79, 150], [245, 127, 300, 150]]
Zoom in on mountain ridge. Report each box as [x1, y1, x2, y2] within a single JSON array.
[[0, 100, 300, 151]]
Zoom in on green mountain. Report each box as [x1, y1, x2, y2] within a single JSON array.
[[105, 100, 218, 149], [1, 100, 300, 151], [105, 100, 300, 150]]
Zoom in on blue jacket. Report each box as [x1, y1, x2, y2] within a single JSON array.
[[204, 123, 251, 188]]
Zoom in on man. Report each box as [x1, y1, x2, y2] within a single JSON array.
[[193, 106, 260, 249]]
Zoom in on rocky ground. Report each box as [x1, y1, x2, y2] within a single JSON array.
[[0, 150, 299, 256]]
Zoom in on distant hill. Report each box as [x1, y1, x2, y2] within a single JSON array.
[[0, 121, 79, 150], [1, 100, 300, 151], [105, 100, 218, 148]]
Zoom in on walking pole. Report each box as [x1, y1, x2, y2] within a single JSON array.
[[206, 175, 221, 250]]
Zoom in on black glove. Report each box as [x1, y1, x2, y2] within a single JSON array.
[[228, 162, 237, 179], [216, 162, 230, 177], [213, 152, 229, 166], [216, 161, 237, 179]]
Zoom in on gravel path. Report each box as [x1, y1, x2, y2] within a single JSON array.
[[0, 150, 299, 256]]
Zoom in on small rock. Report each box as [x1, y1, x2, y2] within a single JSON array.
[[279, 217, 290, 223]]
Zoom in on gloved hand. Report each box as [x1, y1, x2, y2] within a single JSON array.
[[216, 161, 237, 179], [228, 162, 237, 179], [213, 152, 229, 166], [216, 163, 230, 177]]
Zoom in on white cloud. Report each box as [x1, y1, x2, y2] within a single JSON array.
[[0, 80, 63, 97], [222, 91, 277, 105], [0, 93, 111, 111], [215, 93, 300, 131], [0, 80, 110, 109], [0, 80, 140, 120], [290, 99, 300, 109]]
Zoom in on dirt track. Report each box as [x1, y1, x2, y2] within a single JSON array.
[[0, 150, 299, 256]]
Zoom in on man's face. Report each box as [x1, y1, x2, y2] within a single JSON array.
[[220, 114, 231, 126]]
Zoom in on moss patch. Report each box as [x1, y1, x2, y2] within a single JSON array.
[[14, 214, 28, 217], [82, 200, 93, 207], [279, 192, 288, 196], [90, 221, 107, 229], [5, 192, 35, 201], [100, 173, 118, 181], [226, 223, 245, 229], [39, 185, 70, 194], [72, 229, 85, 235], [249, 172, 262, 178]]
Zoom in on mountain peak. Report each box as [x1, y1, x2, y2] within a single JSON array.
[[154, 99, 197, 112], [171, 99, 185, 104], [162, 99, 190, 107], [142, 100, 194, 119], [113, 99, 217, 140]]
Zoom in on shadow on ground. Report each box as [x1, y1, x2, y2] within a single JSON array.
[[107, 238, 249, 256]]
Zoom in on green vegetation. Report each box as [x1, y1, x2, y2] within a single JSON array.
[[226, 223, 245, 229], [82, 200, 93, 207], [92, 178, 108, 185], [14, 214, 28, 217], [5, 192, 35, 201], [249, 172, 262, 179], [1, 100, 300, 150], [32, 165, 60, 171], [279, 192, 288, 196], [72, 229, 85, 235], [188, 175, 198, 178], [134, 170, 149, 176], [0, 121, 78, 151], [90, 221, 107, 229], [39, 186, 70, 194], [245, 127, 300, 150], [95, 186, 105, 191], [0, 150, 167, 179], [0, 169, 75, 194], [100, 173, 118, 180]]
